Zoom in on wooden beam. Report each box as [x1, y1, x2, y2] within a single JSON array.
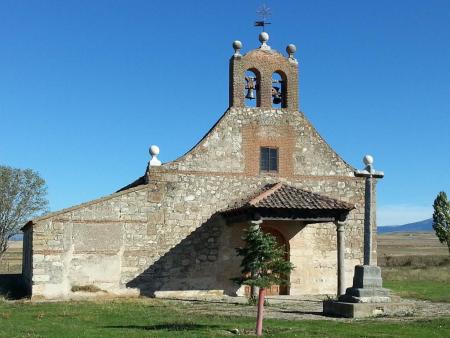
[[260, 217, 335, 222]]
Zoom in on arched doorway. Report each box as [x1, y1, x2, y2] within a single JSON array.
[[244, 226, 290, 296]]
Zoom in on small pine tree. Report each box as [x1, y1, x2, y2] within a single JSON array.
[[233, 225, 294, 336], [432, 191, 450, 256]]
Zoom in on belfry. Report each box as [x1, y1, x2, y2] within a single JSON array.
[[230, 32, 298, 110]]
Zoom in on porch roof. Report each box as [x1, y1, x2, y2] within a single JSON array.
[[221, 183, 355, 222]]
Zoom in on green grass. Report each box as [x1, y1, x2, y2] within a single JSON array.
[[382, 264, 450, 302], [384, 280, 450, 303], [0, 300, 449, 337]]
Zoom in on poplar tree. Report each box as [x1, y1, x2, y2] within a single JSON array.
[[432, 191, 450, 256], [233, 225, 294, 336]]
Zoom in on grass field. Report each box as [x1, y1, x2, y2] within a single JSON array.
[[382, 265, 450, 303], [378, 232, 450, 303], [0, 299, 449, 338], [383, 280, 450, 303]]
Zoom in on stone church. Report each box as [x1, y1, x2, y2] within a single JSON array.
[[22, 32, 373, 299]]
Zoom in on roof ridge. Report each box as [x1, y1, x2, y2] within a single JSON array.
[[249, 182, 284, 206]]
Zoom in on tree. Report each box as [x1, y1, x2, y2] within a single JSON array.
[[233, 225, 294, 336], [0, 165, 48, 259], [432, 191, 450, 256]]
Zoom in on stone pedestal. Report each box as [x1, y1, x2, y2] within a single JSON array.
[[323, 300, 415, 318], [338, 265, 390, 303], [321, 265, 413, 318]]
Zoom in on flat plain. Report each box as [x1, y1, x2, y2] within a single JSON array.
[[378, 231, 448, 257]]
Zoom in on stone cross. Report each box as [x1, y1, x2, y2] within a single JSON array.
[[355, 155, 384, 266], [332, 155, 391, 304]]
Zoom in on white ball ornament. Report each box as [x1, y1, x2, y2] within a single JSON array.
[[363, 154, 374, 166], [232, 40, 242, 50], [150, 145, 160, 156], [259, 32, 269, 43], [286, 44, 297, 54], [149, 145, 161, 166]]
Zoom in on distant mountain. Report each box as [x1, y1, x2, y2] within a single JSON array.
[[378, 218, 433, 234]]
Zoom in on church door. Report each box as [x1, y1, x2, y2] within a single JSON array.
[[244, 226, 289, 296]]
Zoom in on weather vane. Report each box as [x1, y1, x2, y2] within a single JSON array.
[[254, 3, 271, 31]]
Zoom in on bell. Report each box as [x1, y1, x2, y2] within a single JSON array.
[[245, 88, 255, 100], [272, 86, 282, 104]]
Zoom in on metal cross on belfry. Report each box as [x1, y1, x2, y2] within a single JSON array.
[[355, 155, 384, 266], [255, 3, 271, 31]]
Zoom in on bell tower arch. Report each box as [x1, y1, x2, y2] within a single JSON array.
[[229, 33, 299, 111]]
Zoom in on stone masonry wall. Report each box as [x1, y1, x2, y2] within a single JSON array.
[[29, 171, 366, 299], [28, 106, 370, 299], [164, 107, 354, 177]]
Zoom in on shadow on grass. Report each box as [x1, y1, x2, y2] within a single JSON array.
[[104, 323, 220, 331], [0, 274, 28, 300]]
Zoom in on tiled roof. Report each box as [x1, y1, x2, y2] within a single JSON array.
[[225, 183, 355, 212], [117, 175, 146, 192]]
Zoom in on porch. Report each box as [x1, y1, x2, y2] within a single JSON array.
[[221, 182, 356, 297]]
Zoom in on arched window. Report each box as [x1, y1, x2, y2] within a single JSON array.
[[272, 71, 287, 108], [244, 69, 260, 107]]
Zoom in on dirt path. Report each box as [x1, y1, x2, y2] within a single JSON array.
[[158, 295, 450, 321]]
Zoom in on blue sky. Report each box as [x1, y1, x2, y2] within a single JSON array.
[[1, 1, 449, 226]]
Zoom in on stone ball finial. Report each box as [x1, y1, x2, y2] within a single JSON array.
[[232, 40, 242, 56], [149, 145, 161, 166], [286, 44, 297, 55], [233, 40, 242, 51], [150, 145, 160, 156], [363, 154, 374, 166], [259, 31, 269, 44]]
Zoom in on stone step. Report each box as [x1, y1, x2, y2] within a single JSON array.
[[323, 300, 416, 318], [344, 287, 391, 298]]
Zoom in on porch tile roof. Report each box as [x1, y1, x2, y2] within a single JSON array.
[[225, 183, 355, 212]]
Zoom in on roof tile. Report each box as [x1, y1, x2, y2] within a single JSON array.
[[225, 183, 355, 212]]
